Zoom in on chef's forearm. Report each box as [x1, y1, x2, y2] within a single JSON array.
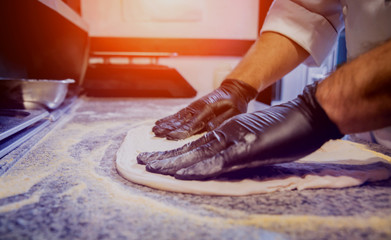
[[316, 39, 391, 134], [226, 32, 309, 91]]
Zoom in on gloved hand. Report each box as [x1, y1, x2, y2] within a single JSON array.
[[152, 79, 258, 140], [137, 83, 343, 180]]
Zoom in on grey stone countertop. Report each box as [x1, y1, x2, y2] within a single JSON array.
[[1, 97, 391, 240]]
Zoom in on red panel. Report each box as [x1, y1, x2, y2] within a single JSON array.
[[90, 38, 254, 57]]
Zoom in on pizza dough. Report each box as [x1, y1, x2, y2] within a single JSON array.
[[116, 121, 391, 196]]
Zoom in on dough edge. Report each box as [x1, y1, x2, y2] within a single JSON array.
[[115, 121, 391, 196]]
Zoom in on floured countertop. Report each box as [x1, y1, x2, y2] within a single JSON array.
[[0, 97, 391, 240]]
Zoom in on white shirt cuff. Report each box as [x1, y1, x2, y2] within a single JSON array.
[[261, 0, 343, 66]]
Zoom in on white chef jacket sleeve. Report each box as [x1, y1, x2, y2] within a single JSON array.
[[261, 0, 344, 66]]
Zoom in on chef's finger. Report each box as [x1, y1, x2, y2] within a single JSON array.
[[155, 108, 187, 125], [206, 108, 241, 131], [165, 105, 215, 140], [137, 132, 218, 164], [153, 110, 192, 137], [165, 120, 205, 140], [153, 122, 180, 137], [174, 139, 252, 180], [174, 155, 225, 180], [146, 133, 227, 175]]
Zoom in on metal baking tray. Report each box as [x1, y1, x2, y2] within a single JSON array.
[[0, 78, 75, 110]]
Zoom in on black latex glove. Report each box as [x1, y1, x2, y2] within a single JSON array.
[[152, 79, 258, 140], [137, 83, 343, 180]]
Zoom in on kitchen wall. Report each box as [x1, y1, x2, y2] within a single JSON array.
[[81, 0, 258, 95], [80, 0, 339, 101], [81, 0, 259, 39]]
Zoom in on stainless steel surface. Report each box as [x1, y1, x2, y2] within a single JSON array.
[[0, 94, 77, 160], [0, 78, 75, 110], [38, 0, 89, 32], [0, 119, 50, 159], [0, 109, 49, 141]]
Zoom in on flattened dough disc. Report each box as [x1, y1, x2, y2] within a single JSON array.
[[116, 121, 391, 196]]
